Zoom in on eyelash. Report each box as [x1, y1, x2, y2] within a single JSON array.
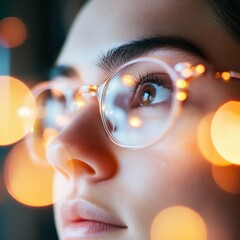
[[134, 72, 173, 92]]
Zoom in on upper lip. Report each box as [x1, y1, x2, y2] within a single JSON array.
[[61, 199, 127, 228]]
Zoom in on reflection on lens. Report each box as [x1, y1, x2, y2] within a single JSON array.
[[121, 74, 135, 87], [102, 58, 180, 148], [35, 88, 67, 134], [128, 116, 142, 128], [55, 115, 70, 129], [27, 88, 68, 163]]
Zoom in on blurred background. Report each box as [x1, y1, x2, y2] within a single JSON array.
[[0, 0, 84, 239]]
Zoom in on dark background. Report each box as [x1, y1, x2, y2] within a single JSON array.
[[0, 0, 74, 239]]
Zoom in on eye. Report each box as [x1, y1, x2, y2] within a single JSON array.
[[139, 83, 156, 106], [131, 73, 173, 109]]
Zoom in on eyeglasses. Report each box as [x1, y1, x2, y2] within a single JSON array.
[[27, 56, 240, 153]]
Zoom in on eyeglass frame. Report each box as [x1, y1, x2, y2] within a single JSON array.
[[29, 56, 240, 149]]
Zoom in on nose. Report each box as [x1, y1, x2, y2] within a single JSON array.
[[46, 98, 118, 182]]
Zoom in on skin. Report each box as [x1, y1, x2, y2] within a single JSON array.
[[46, 0, 240, 239]]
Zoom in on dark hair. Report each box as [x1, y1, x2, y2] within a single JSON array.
[[203, 0, 240, 42], [62, 0, 90, 31]]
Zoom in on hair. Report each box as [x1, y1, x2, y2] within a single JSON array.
[[62, 0, 90, 31], [204, 0, 240, 42]]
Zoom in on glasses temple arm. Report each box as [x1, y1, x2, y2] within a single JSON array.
[[230, 71, 240, 80]]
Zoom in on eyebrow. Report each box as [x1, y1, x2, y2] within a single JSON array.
[[96, 36, 206, 72], [50, 36, 206, 79]]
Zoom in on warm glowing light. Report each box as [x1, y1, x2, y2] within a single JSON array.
[[211, 101, 240, 165], [89, 85, 98, 93], [121, 74, 135, 86], [175, 63, 191, 72], [151, 206, 207, 240], [4, 141, 56, 207], [176, 79, 188, 89], [197, 113, 231, 166], [181, 68, 193, 78], [128, 116, 142, 128], [0, 76, 36, 146], [74, 92, 86, 109], [221, 72, 231, 82], [195, 64, 205, 75], [176, 91, 187, 101], [0, 17, 27, 48], [212, 164, 240, 194], [17, 106, 32, 118], [88, 85, 98, 96], [75, 98, 86, 108]]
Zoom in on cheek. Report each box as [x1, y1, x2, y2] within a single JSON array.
[[118, 118, 216, 228]]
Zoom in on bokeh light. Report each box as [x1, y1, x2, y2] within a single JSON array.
[[176, 79, 188, 89], [176, 91, 187, 101], [128, 116, 142, 128], [212, 164, 240, 194], [211, 101, 240, 165], [0, 17, 27, 48], [4, 140, 66, 207], [0, 76, 36, 146], [195, 64, 205, 75], [121, 74, 135, 86], [151, 206, 207, 240], [197, 113, 231, 166]]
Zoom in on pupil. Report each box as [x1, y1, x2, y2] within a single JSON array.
[[141, 85, 156, 106]]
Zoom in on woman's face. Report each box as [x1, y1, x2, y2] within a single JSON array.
[[48, 0, 240, 239]]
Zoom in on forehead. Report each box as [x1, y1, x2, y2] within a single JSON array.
[[57, 0, 240, 76]]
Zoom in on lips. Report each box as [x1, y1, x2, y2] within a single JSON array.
[[60, 199, 127, 239]]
